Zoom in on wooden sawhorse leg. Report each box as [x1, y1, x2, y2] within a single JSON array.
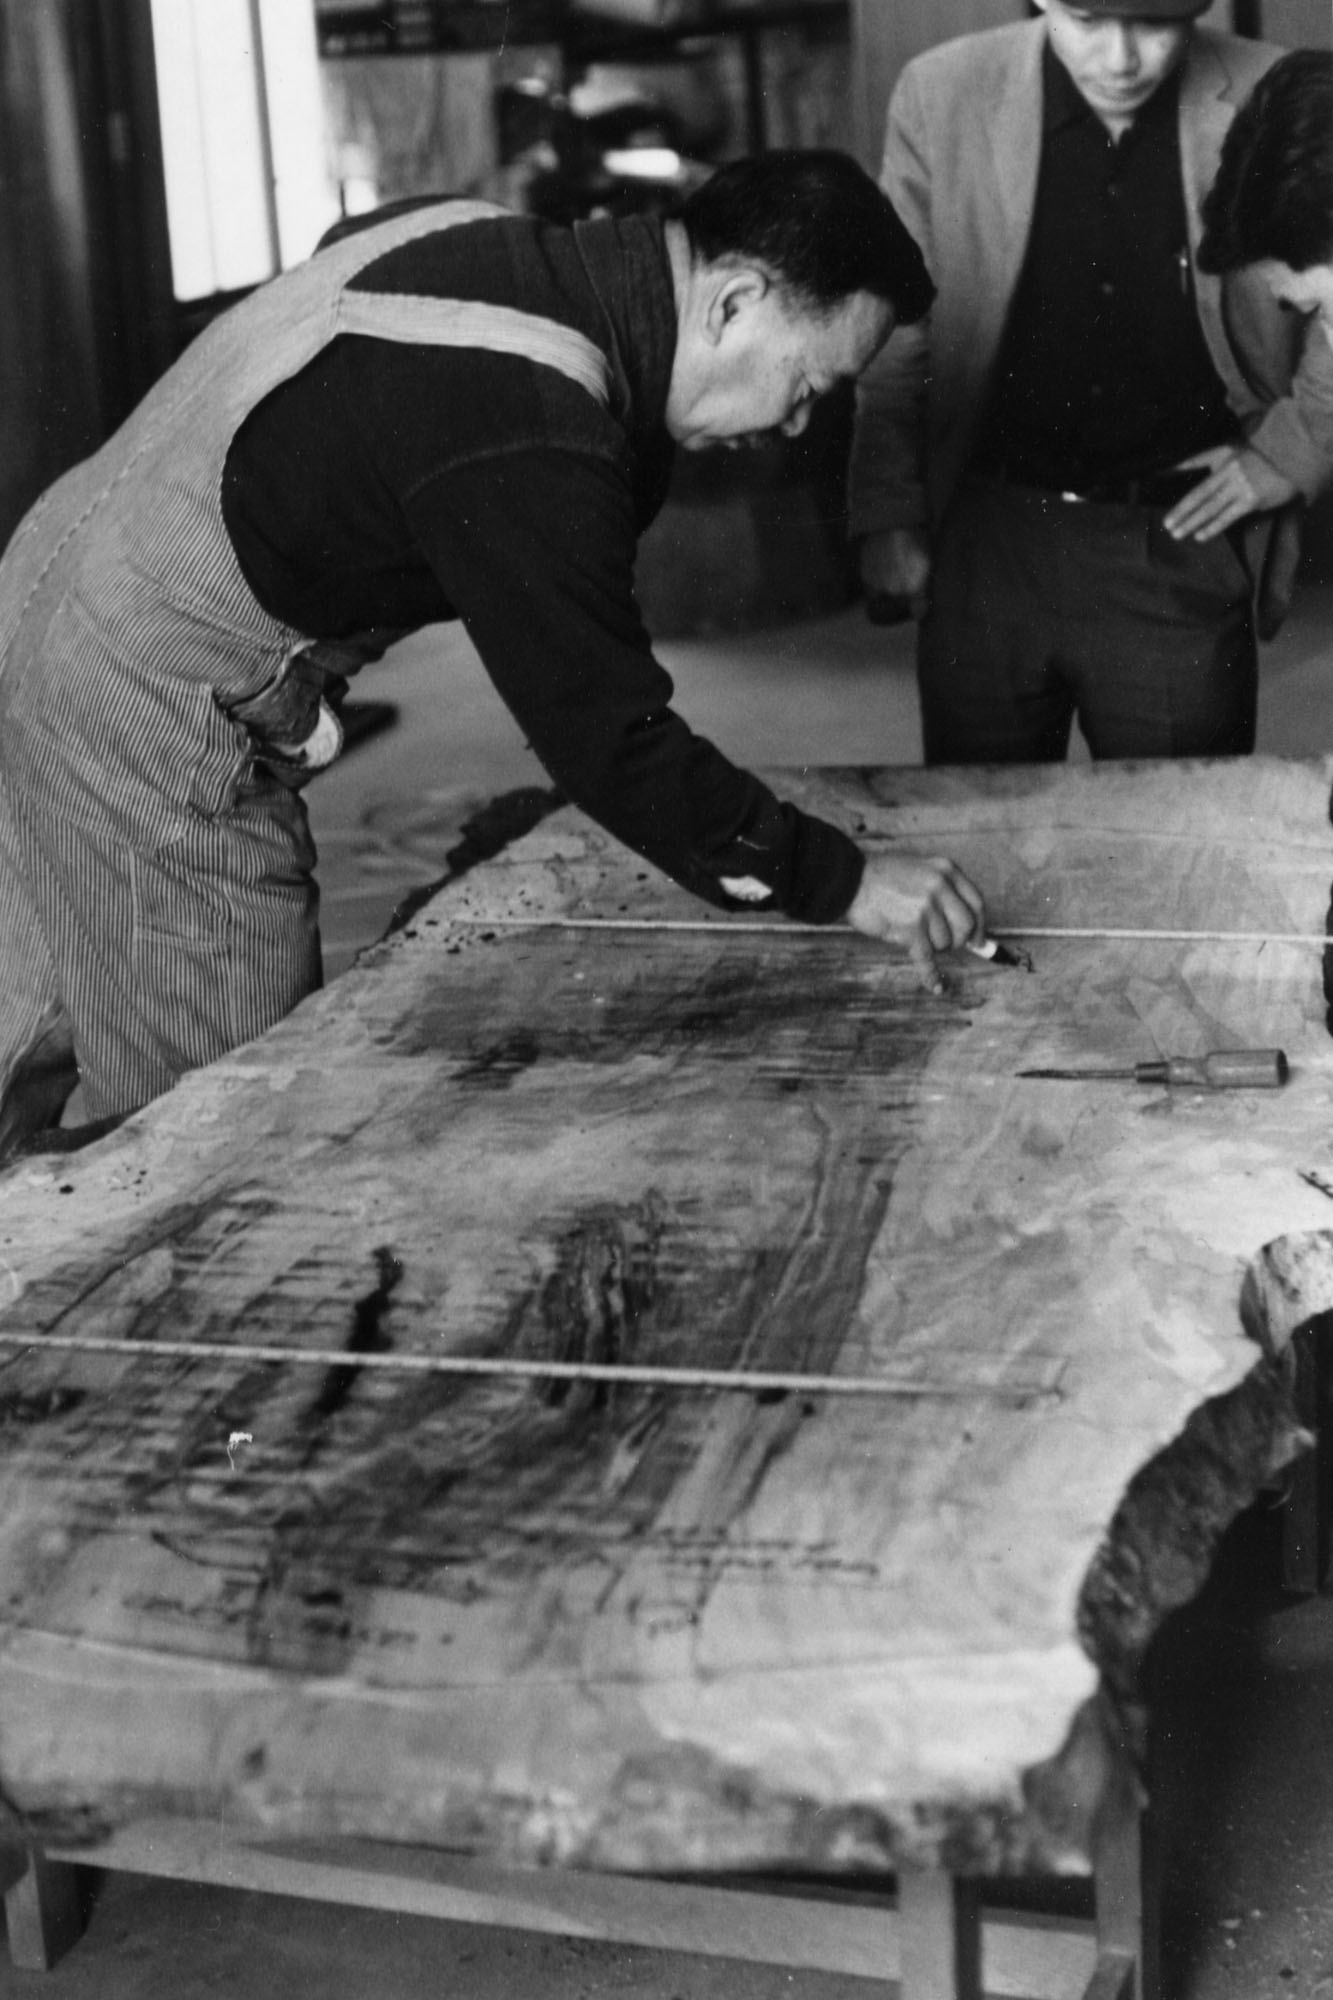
[[894, 1766, 1158, 2000], [3, 1847, 84, 1970], [1090, 1761, 1160, 2000], [897, 1870, 982, 2000], [1282, 1317, 1331, 1594]]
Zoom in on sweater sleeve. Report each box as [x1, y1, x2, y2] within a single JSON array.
[[1243, 311, 1333, 502], [402, 443, 865, 923]]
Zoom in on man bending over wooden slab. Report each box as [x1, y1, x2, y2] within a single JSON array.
[[0, 152, 985, 1162]]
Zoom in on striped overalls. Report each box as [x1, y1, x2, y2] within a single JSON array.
[[0, 201, 612, 1152]]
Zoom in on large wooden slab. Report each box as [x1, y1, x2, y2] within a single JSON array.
[[1, 757, 1332, 1878]]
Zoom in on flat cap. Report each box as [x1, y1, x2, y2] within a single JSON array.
[[1057, 0, 1213, 16]]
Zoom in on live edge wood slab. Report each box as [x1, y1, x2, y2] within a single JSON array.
[[0, 757, 1332, 1904]]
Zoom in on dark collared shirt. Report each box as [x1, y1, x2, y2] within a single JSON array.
[[220, 211, 864, 925], [974, 43, 1237, 491]]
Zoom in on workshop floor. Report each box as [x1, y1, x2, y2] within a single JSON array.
[[6, 577, 1333, 2000]]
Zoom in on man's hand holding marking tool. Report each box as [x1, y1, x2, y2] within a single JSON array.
[[845, 852, 990, 996]]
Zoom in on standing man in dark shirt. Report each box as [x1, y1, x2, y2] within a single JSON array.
[[0, 152, 986, 1157], [849, 1, 1333, 766]]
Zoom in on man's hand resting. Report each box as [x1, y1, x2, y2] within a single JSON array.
[[846, 853, 986, 995], [1163, 444, 1299, 542]]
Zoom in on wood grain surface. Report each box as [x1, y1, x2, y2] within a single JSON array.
[[1, 758, 1331, 1879]]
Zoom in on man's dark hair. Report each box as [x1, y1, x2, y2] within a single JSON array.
[[1198, 50, 1333, 275], [677, 150, 935, 323]]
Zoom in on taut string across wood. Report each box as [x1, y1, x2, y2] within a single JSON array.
[[0, 1329, 1062, 1401], [435, 916, 1333, 949]]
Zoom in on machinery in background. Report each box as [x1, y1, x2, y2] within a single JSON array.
[[497, 58, 713, 223]]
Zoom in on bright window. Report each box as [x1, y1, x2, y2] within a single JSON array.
[[150, 0, 338, 302]]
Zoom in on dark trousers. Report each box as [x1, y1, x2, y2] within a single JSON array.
[[917, 475, 1257, 765]]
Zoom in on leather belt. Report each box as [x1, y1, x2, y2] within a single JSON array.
[[1053, 468, 1206, 509], [977, 465, 1210, 509], [972, 460, 1208, 508]]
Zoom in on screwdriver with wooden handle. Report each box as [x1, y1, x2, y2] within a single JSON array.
[[1019, 1048, 1289, 1089]]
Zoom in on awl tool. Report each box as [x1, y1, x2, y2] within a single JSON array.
[[1019, 1047, 1289, 1089]]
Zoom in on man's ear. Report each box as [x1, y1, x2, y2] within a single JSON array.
[[705, 266, 770, 344]]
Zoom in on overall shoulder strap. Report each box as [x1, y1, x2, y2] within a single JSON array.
[[333, 291, 610, 406]]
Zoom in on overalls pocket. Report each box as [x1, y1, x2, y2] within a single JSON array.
[[221, 628, 408, 788], [223, 644, 346, 787]]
